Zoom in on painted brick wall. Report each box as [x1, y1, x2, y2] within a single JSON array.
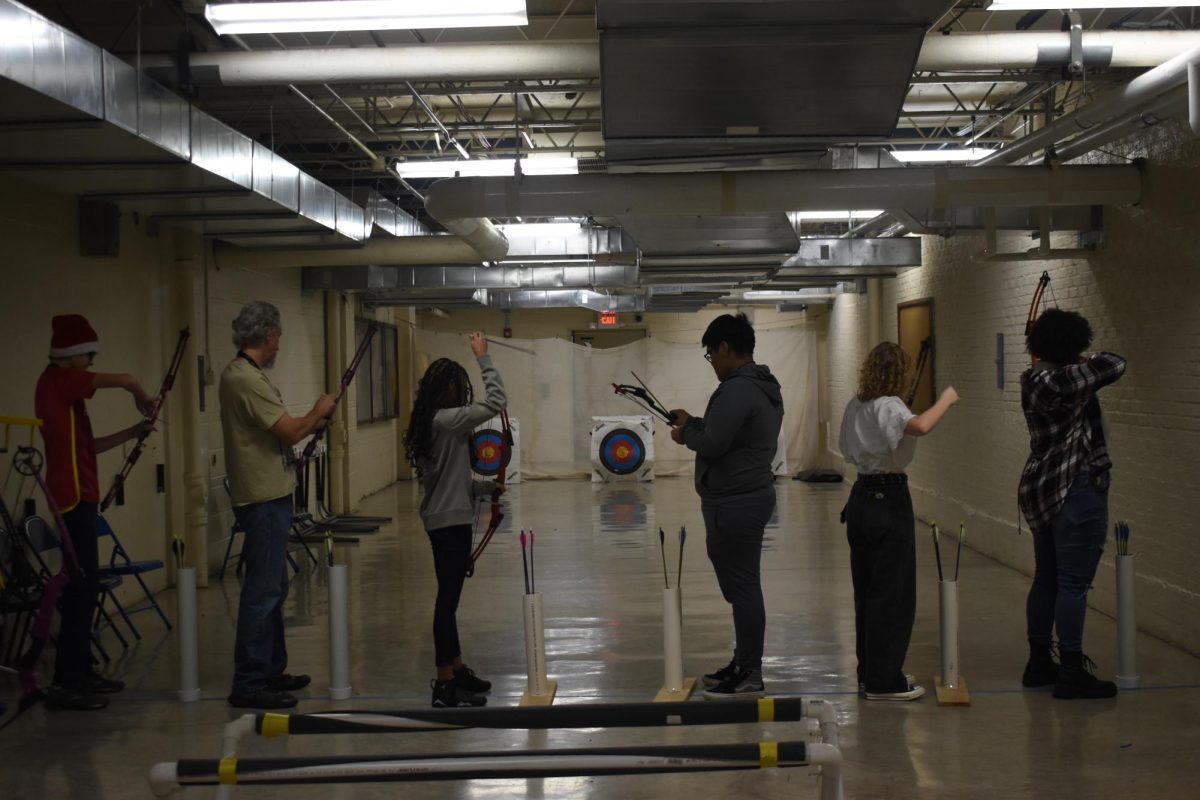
[[825, 119, 1200, 655], [0, 173, 404, 581]]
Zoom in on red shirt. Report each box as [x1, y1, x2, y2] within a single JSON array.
[[34, 366, 98, 512]]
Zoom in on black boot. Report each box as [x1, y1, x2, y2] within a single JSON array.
[[1054, 651, 1117, 699], [1022, 641, 1059, 688]]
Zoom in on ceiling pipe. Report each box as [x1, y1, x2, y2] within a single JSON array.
[[978, 44, 1200, 166], [423, 166, 1142, 221], [213, 236, 486, 269], [156, 32, 1200, 87], [1056, 85, 1188, 162], [854, 45, 1200, 238], [432, 213, 510, 263]]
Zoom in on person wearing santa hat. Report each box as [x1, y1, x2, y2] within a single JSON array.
[[34, 313, 155, 711]]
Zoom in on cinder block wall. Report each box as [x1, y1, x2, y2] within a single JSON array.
[[824, 120, 1200, 655]]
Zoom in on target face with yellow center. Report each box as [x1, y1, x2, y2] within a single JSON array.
[[598, 428, 647, 475], [471, 429, 508, 477]]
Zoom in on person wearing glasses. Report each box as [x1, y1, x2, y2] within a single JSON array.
[[34, 314, 154, 711], [668, 313, 784, 700], [220, 301, 336, 710]]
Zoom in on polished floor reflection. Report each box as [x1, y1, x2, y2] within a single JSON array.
[[3, 476, 1199, 799]]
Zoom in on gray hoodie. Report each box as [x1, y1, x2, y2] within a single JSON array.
[[418, 355, 506, 531], [679, 362, 784, 504]]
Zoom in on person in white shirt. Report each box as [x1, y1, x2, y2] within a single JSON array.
[[839, 342, 958, 701]]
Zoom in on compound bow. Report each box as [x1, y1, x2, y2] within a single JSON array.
[[612, 371, 677, 425], [467, 408, 513, 578], [99, 328, 190, 512]]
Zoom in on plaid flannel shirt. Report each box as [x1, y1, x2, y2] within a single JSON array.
[[1018, 352, 1126, 533]]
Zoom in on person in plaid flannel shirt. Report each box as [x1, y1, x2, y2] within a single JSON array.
[[1019, 308, 1126, 700]]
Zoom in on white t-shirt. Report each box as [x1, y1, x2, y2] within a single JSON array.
[[839, 395, 916, 474]]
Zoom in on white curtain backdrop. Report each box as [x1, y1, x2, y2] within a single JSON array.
[[413, 327, 819, 479]]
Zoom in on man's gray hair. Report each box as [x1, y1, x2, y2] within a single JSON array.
[[231, 301, 281, 349]]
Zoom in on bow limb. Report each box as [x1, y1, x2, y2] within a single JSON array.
[[1025, 271, 1051, 367], [298, 323, 377, 469], [100, 328, 190, 512], [466, 410, 512, 576]]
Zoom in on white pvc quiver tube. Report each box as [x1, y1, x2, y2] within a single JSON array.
[[662, 586, 684, 692], [938, 579, 960, 689], [328, 563, 352, 700], [523, 592, 549, 697], [176, 566, 201, 702], [1116, 554, 1139, 689]]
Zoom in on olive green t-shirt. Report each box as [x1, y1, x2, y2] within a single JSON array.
[[219, 357, 294, 507]]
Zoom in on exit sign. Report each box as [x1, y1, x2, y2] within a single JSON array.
[[598, 311, 619, 327]]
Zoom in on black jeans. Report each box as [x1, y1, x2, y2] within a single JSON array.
[[427, 524, 472, 668], [843, 481, 916, 693], [54, 502, 99, 689], [702, 492, 776, 672]]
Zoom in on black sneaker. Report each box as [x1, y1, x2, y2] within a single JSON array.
[[453, 665, 492, 694], [44, 686, 108, 711], [701, 656, 739, 689], [266, 673, 311, 692], [227, 688, 298, 709], [432, 678, 487, 708], [1054, 653, 1117, 700], [702, 668, 764, 701], [84, 674, 125, 694]]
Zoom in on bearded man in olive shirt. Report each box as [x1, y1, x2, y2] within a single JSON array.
[[220, 301, 334, 709]]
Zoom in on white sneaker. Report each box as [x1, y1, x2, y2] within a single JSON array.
[[865, 682, 925, 701]]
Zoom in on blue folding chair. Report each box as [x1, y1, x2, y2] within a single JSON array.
[[21, 515, 127, 660], [96, 514, 171, 639]]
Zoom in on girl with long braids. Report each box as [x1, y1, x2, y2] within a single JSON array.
[[404, 331, 506, 708], [838, 342, 958, 701]]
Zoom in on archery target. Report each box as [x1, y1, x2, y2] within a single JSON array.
[[471, 416, 521, 484], [600, 429, 646, 475], [590, 416, 654, 483], [772, 427, 789, 478]]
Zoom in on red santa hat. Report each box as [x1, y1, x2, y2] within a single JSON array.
[[49, 314, 100, 358]]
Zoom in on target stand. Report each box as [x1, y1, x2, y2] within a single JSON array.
[[471, 416, 521, 485], [590, 416, 654, 483]]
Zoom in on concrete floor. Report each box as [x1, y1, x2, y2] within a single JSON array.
[[3, 476, 1199, 799]]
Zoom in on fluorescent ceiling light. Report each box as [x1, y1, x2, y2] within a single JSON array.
[[890, 148, 995, 163], [394, 157, 578, 179], [498, 222, 585, 237], [205, 1, 528, 35], [789, 210, 884, 220], [987, 1, 1200, 9]]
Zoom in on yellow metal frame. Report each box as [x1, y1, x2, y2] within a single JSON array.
[[0, 415, 42, 453]]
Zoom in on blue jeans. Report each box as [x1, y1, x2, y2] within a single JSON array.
[[232, 495, 293, 694], [1026, 471, 1109, 654]]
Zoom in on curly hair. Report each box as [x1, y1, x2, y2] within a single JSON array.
[[403, 358, 473, 479], [856, 342, 912, 402], [1026, 308, 1093, 366], [231, 301, 281, 349]]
